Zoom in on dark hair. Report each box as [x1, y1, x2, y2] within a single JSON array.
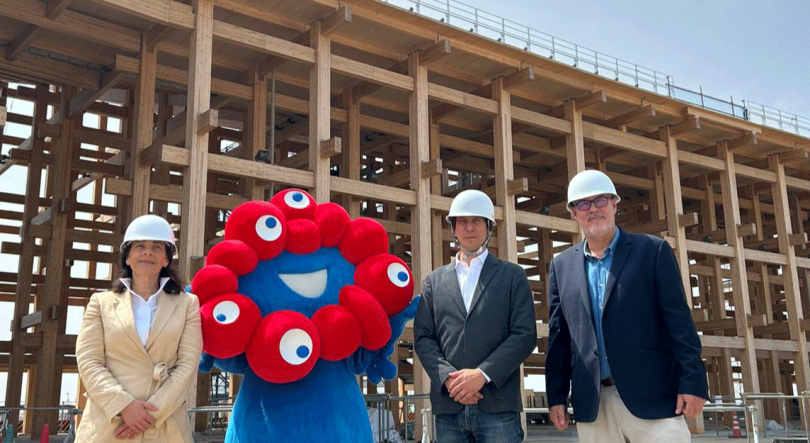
[[112, 242, 185, 295]]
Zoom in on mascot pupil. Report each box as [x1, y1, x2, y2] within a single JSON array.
[[193, 188, 419, 443]]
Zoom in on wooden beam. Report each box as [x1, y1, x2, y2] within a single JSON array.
[[603, 104, 656, 128], [418, 39, 451, 67], [320, 6, 351, 37], [669, 115, 701, 136], [0, 106, 5, 127], [420, 158, 442, 179], [7, 25, 40, 62], [45, 0, 76, 18], [319, 136, 342, 158], [726, 132, 758, 151], [493, 69, 533, 94], [145, 24, 173, 52], [197, 109, 219, 135], [68, 70, 128, 117], [507, 177, 529, 196], [546, 90, 606, 118]]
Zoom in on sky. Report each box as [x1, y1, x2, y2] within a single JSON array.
[[428, 0, 810, 127], [1, 0, 806, 407]]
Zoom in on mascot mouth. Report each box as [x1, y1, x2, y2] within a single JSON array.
[[278, 269, 328, 298]]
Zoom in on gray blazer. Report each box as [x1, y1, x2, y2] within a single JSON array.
[[414, 253, 537, 414]]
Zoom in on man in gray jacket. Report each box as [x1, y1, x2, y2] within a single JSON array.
[[414, 189, 537, 443]]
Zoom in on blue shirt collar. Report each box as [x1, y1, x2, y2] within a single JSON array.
[[583, 228, 620, 259]]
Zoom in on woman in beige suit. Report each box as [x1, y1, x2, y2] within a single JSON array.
[[76, 214, 203, 442]]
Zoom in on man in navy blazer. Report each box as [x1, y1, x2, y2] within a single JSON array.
[[546, 170, 708, 443], [415, 190, 536, 443]]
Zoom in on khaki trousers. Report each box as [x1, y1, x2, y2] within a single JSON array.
[[576, 386, 691, 443]]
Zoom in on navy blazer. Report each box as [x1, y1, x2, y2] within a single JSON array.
[[545, 229, 708, 422], [414, 253, 537, 414]]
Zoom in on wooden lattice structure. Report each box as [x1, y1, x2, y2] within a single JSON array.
[[0, 0, 809, 438]]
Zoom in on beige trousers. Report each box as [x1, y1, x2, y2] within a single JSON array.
[[576, 386, 691, 443]]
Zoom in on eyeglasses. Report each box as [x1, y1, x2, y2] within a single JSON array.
[[571, 196, 611, 211]]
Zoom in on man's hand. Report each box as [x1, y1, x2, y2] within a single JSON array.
[[114, 423, 140, 440], [675, 394, 705, 419], [119, 400, 158, 433], [445, 369, 485, 405], [550, 404, 569, 431]]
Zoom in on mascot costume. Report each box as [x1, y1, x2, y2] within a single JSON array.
[[193, 188, 419, 442]]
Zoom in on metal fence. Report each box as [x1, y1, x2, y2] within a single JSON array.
[[380, 0, 809, 137]]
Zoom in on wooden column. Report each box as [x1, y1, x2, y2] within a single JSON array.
[[770, 155, 810, 393], [180, 0, 213, 281], [308, 21, 331, 203], [32, 87, 75, 439], [340, 90, 361, 218], [5, 83, 48, 429], [245, 63, 267, 200], [130, 34, 157, 217], [181, 0, 214, 431], [660, 126, 692, 306], [152, 93, 171, 218], [718, 141, 760, 396], [409, 50, 433, 442], [564, 99, 584, 243], [492, 77, 517, 263], [429, 118, 444, 266], [700, 174, 733, 426]]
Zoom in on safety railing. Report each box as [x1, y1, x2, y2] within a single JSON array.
[[0, 405, 82, 443], [188, 393, 433, 443], [379, 0, 809, 138], [740, 392, 810, 443]]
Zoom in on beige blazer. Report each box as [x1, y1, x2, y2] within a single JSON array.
[[75, 289, 202, 443]]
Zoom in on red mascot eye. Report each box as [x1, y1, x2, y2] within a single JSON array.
[[279, 328, 315, 365], [284, 191, 311, 209], [246, 311, 321, 383], [224, 201, 287, 261], [255, 215, 283, 241], [200, 293, 261, 359], [386, 262, 411, 288]]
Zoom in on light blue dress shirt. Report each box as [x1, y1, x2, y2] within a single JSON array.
[[584, 228, 620, 380]]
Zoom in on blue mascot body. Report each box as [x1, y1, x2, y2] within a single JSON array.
[[194, 189, 418, 442]]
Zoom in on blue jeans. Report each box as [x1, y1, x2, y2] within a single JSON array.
[[434, 405, 523, 443]]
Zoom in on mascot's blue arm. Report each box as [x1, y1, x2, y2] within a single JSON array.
[[199, 353, 249, 375], [348, 296, 420, 384]]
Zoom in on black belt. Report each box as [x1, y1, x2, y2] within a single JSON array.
[[600, 377, 614, 387]]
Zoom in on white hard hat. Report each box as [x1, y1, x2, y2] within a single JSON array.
[[121, 214, 177, 255], [446, 190, 496, 226], [567, 169, 621, 211]]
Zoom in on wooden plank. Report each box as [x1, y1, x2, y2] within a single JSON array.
[[46, 0, 76, 18], [332, 55, 413, 92], [581, 121, 666, 158], [89, 0, 195, 30], [678, 150, 725, 172]]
